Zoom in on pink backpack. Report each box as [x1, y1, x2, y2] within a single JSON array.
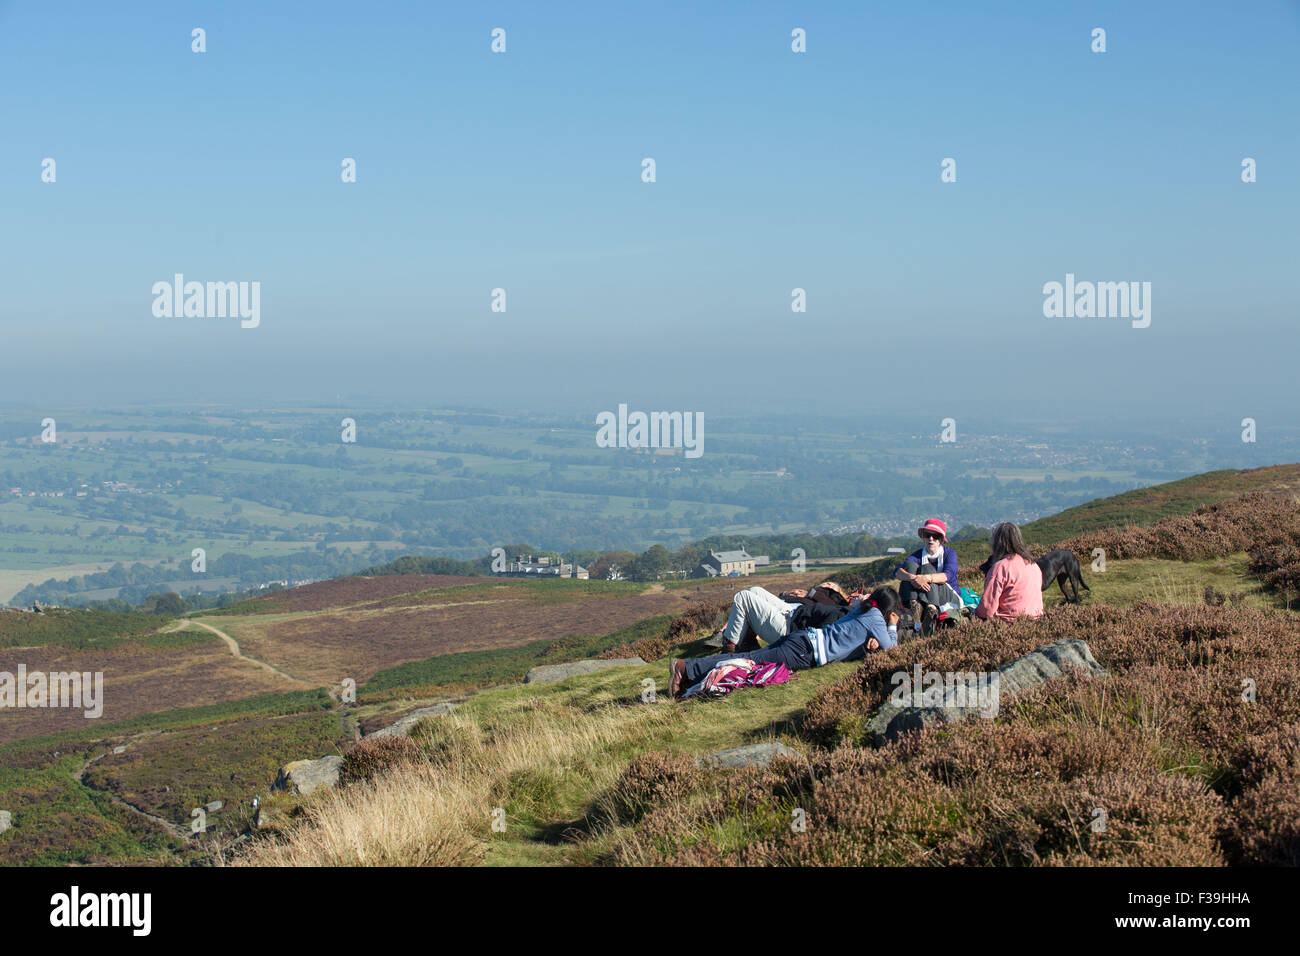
[[748, 661, 796, 688], [689, 658, 797, 698]]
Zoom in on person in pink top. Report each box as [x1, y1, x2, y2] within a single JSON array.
[[975, 522, 1044, 622]]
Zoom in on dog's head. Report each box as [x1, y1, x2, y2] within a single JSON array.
[[978, 555, 994, 577]]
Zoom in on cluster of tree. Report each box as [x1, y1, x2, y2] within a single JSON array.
[[357, 554, 491, 576], [80, 591, 186, 615], [12, 546, 382, 608], [81, 581, 298, 614], [356, 526, 994, 586]]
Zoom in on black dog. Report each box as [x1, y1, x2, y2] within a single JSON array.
[[978, 549, 1091, 604]]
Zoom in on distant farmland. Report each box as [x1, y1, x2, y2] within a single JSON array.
[[2, 404, 1246, 607]]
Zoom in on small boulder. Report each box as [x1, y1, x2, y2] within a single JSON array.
[[253, 805, 286, 831], [866, 638, 1107, 746], [273, 755, 343, 795], [112, 745, 127, 755], [524, 658, 646, 685], [367, 702, 458, 739], [0, 810, 11, 834], [696, 742, 804, 769], [996, 638, 1107, 695]]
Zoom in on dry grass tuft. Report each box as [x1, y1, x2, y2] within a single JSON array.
[[232, 698, 677, 866]]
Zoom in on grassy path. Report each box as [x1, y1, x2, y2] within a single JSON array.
[[183, 618, 357, 735], [185, 619, 311, 686]]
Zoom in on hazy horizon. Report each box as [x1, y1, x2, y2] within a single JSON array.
[[2, 0, 1297, 423]]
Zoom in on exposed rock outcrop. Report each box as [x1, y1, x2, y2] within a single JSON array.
[[273, 755, 343, 795], [367, 702, 458, 739], [697, 741, 804, 769], [866, 639, 1108, 746]]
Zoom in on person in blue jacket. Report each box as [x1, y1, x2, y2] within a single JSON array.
[[895, 518, 961, 636], [669, 586, 901, 699]]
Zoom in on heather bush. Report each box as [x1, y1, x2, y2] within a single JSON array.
[[1062, 492, 1300, 563], [606, 723, 1227, 866], [1225, 765, 1300, 866], [806, 604, 1300, 743], [594, 751, 704, 827], [339, 735, 424, 787], [605, 603, 1300, 866], [1248, 539, 1300, 593]]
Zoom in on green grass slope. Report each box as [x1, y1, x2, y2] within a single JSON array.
[[1018, 463, 1300, 543]]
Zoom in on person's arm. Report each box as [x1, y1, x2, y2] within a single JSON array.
[[896, 551, 932, 589], [944, 551, 959, 591], [910, 566, 947, 586], [974, 562, 1007, 620], [863, 610, 895, 651]]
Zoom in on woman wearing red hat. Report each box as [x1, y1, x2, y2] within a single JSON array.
[[894, 518, 961, 636]]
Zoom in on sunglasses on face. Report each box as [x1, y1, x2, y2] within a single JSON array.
[[920, 532, 940, 540]]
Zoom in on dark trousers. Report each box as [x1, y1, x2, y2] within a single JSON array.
[[682, 629, 816, 685], [899, 558, 958, 609], [788, 602, 847, 632]]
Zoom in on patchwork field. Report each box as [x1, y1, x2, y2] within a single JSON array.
[[13, 405, 1242, 613]]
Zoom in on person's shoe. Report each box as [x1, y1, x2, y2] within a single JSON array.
[[720, 641, 737, 654], [921, 604, 938, 637], [734, 633, 759, 653], [908, 600, 923, 632], [669, 658, 686, 699]]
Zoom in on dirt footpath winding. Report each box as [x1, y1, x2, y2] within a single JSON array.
[[185, 619, 309, 686], [74, 742, 191, 840]]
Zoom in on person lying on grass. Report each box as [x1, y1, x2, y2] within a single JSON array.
[[778, 581, 851, 607], [672, 586, 901, 699], [716, 582, 856, 653]]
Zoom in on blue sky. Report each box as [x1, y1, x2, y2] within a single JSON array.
[[1, 1, 1296, 426]]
